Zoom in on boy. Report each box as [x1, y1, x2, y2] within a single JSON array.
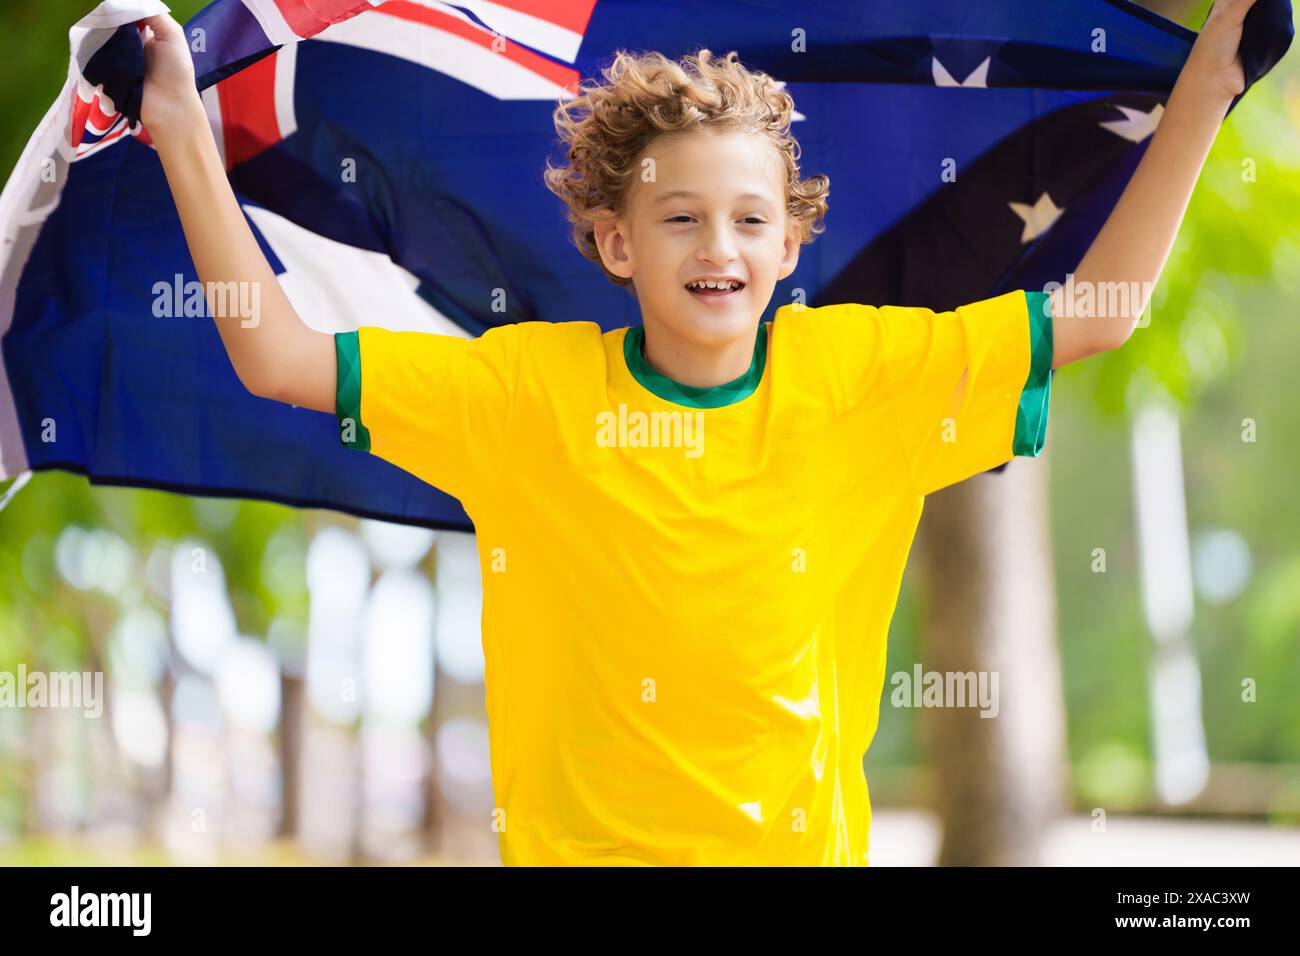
[[140, 0, 1258, 864]]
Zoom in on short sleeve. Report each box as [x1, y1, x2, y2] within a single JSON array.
[[881, 290, 1053, 498], [333, 323, 525, 508]]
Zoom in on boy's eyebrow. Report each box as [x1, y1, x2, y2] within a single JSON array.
[[651, 189, 773, 205]]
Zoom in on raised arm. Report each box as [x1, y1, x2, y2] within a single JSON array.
[[1050, 0, 1259, 369], [140, 13, 335, 413]]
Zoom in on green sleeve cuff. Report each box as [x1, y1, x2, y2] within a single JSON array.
[[335, 330, 371, 451], [1013, 290, 1053, 457]]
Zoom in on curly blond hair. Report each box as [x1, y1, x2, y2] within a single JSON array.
[[543, 48, 830, 288]]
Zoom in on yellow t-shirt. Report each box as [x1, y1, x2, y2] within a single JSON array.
[[334, 289, 1053, 865]]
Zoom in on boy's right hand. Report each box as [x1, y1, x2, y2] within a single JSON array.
[[139, 13, 204, 138], [143, 8, 338, 414]]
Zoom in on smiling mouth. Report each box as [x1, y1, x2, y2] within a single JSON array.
[[685, 280, 745, 298]]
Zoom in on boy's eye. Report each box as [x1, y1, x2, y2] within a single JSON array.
[[664, 216, 767, 224]]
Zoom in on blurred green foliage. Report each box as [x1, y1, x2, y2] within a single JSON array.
[[0, 1, 210, 176]]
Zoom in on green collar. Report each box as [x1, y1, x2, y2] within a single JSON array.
[[623, 324, 767, 409]]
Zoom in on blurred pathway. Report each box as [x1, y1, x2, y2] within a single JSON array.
[[869, 809, 1300, 865]]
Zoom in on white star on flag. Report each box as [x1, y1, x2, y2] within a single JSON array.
[[1009, 192, 1064, 243], [1099, 103, 1164, 142], [931, 55, 990, 88]]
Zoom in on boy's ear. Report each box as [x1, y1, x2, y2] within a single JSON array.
[[592, 209, 634, 282], [776, 217, 801, 281]]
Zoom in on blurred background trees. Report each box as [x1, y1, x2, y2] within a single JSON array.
[[907, 0, 1300, 865]]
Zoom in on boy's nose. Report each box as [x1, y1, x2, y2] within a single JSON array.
[[697, 225, 739, 265]]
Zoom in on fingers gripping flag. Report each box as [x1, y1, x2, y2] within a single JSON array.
[[0, 0, 1291, 530]]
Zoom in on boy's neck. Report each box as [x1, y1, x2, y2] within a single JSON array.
[[640, 321, 760, 388]]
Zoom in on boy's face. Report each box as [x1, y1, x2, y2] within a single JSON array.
[[593, 128, 801, 349]]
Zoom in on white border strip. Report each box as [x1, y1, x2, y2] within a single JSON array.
[[274, 42, 299, 139], [427, 0, 585, 63], [241, 0, 388, 44], [242, 204, 469, 338], [315, 10, 573, 101], [241, 0, 301, 45]]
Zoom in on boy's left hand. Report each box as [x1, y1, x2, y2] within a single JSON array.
[[1182, 0, 1259, 110]]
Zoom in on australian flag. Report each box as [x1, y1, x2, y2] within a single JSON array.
[[0, 0, 1291, 531]]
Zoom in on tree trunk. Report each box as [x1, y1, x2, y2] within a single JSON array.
[[911, 457, 1069, 866], [421, 544, 442, 857], [277, 673, 304, 838]]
